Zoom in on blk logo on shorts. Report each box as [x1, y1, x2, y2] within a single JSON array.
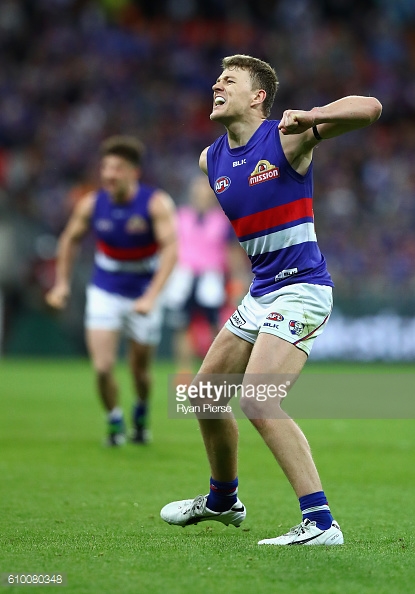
[[289, 320, 304, 336]]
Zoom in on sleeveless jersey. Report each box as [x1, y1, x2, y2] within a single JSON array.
[[207, 119, 333, 297], [91, 184, 158, 299]]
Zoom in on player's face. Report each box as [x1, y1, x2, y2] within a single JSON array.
[[210, 67, 257, 122], [100, 155, 138, 201]]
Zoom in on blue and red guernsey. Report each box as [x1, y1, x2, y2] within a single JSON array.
[[91, 184, 158, 299], [207, 120, 333, 297]]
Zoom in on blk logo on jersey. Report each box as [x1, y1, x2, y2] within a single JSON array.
[[289, 320, 305, 336], [266, 312, 284, 322], [248, 160, 279, 186], [215, 176, 231, 193]]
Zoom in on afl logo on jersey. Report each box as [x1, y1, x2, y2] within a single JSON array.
[[96, 219, 114, 232], [249, 160, 279, 186], [215, 176, 231, 194]]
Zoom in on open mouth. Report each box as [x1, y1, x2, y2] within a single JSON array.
[[213, 96, 226, 107]]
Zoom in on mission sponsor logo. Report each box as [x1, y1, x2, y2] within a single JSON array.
[[126, 215, 148, 233], [215, 176, 231, 193], [248, 160, 279, 186]]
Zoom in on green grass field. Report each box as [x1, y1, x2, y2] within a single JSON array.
[[1, 359, 414, 594]]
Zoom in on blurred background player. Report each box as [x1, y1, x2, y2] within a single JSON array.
[[164, 173, 249, 375], [46, 136, 177, 445]]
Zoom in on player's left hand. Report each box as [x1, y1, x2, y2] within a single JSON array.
[[133, 295, 154, 315], [278, 109, 315, 135]]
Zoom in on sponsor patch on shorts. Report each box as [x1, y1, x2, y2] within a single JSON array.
[[229, 309, 247, 328]]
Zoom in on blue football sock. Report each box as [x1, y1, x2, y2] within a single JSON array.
[[299, 491, 333, 530], [206, 477, 238, 512], [133, 402, 147, 428]]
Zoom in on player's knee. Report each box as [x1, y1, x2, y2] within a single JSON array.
[[239, 395, 285, 420], [133, 368, 151, 386], [239, 396, 259, 418], [93, 359, 115, 376]]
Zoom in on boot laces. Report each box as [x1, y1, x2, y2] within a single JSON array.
[[186, 495, 206, 516]]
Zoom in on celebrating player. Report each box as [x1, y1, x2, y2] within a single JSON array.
[[46, 136, 177, 445], [160, 55, 381, 544]]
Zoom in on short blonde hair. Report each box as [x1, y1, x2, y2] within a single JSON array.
[[222, 54, 279, 117]]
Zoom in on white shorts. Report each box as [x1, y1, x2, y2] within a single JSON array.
[[165, 266, 226, 309], [85, 285, 163, 346], [225, 283, 333, 355]]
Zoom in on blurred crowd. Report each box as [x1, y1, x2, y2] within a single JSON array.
[[1, 0, 415, 352]]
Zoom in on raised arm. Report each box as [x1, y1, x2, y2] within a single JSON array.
[[279, 95, 382, 174], [280, 95, 382, 139], [45, 193, 95, 309], [133, 189, 178, 314]]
